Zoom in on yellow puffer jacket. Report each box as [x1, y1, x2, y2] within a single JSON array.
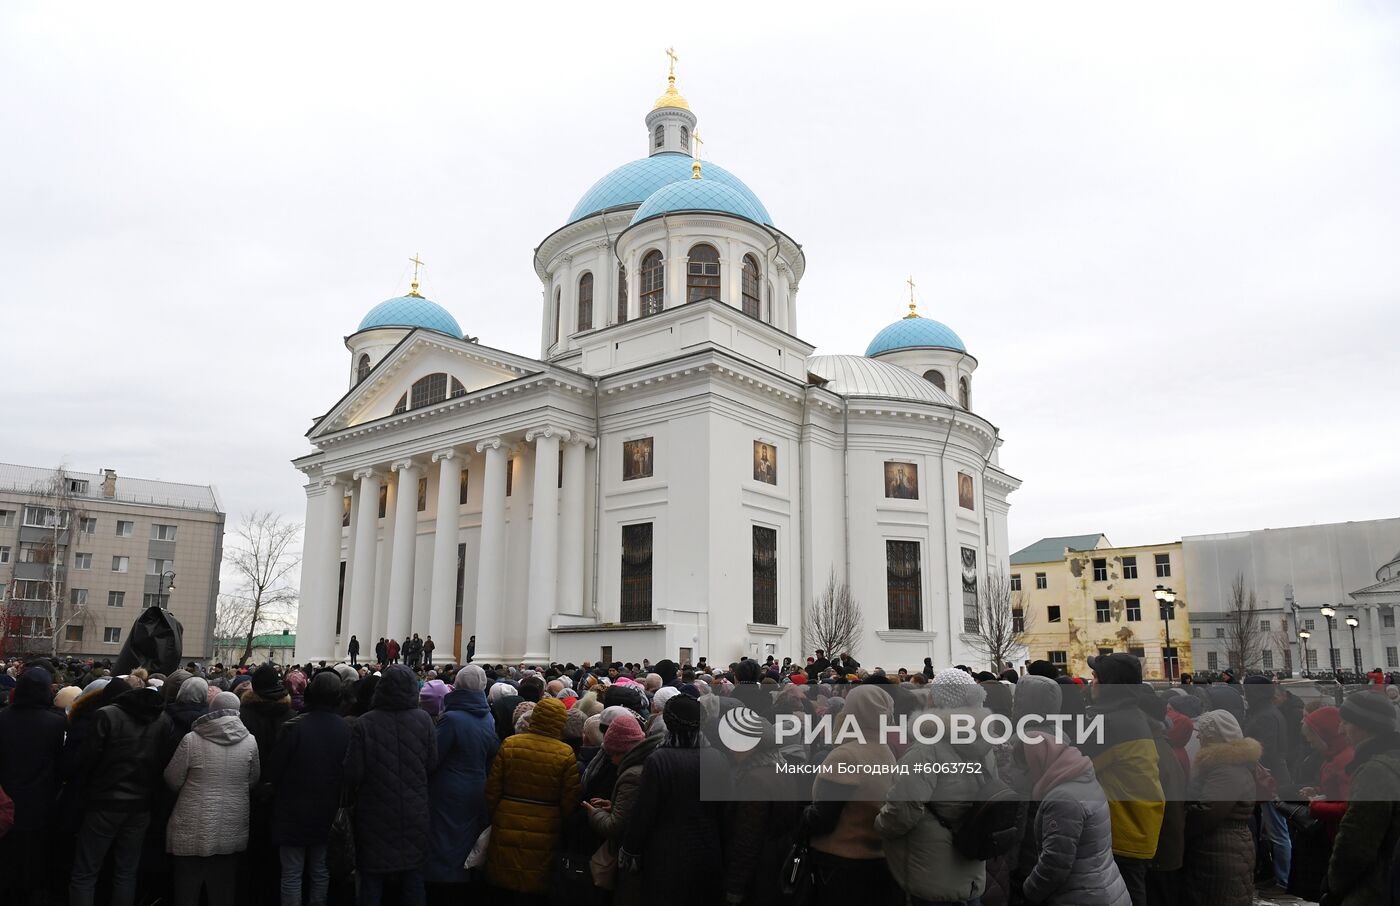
[[485, 697, 581, 893]]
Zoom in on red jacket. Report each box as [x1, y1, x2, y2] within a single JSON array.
[[387, 639, 400, 659], [1304, 706, 1355, 838], [1165, 708, 1194, 785]]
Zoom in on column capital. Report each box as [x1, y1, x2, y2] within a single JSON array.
[[317, 475, 345, 491], [525, 426, 567, 443], [475, 436, 515, 454], [390, 459, 420, 474], [431, 448, 459, 463], [563, 432, 597, 449], [351, 468, 383, 482]]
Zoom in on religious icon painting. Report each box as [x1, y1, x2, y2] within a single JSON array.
[[623, 437, 654, 481], [958, 472, 975, 510], [417, 477, 427, 512], [753, 441, 777, 485], [884, 461, 919, 499]]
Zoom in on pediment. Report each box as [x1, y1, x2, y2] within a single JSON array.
[[310, 330, 544, 439]]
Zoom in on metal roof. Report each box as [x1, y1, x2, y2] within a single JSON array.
[[805, 354, 959, 406], [1010, 534, 1111, 565], [0, 462, 221, 513], [568, 153, 773, 225]]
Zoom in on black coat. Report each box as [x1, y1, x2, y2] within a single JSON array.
[[492, 692, 525, 740], [0, 668, 66, 831], [81, 687, 174, 811], [266, 706, 351, 846], [344, 665, 438, 874], [1243, 694, 1294, 794], [239, 689, 293, 769], [622, 745, 729, 902]]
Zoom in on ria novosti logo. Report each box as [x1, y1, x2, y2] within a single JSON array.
[[717, 707, 767, 753]]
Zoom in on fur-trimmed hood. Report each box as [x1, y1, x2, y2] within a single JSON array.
[[1193, 736, 1261, 772]]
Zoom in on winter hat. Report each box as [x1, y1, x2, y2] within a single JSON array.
[[284, 670, 308, 696], [652, 685, 681, 712], [305, 671, 343, 709], [210, 691, 242, 713], [332, 662, 358, 684], [1013, 675, 1062, 726], [1341, 690, 1399, 737], [176, 677, 210, 705], [653, 658, 679, 685], [489, 681, 515, 703], [603, 714, 646, 756], [562, 706, 586, 741], [251, 663, 285, 699], [512, 700, 536, 730], [600, 704, 634, 730], [931, 667, 982, 710], [1195, 708, 1244, 744], [419, 679, 449, 716], [1088, 653, 1142, 685], [583, 713, 604, 746], [163, 669, 192, 703], [662, 691, 704, 733], [1304, 705, 1344, 749], [455, 664, 487, 692], [1168, 693, 1204, 719], [54, 685, 82, 712]]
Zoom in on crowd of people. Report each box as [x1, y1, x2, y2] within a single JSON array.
[[3, 646, 1400, 906]]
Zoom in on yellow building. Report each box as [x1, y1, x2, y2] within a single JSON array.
[[1011, 534, 1192, 680]]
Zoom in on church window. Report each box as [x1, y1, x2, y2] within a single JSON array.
[[680, 125, 689, 152], [752, 526, 777, 625], [356, 354, 371, 384], [393, 393, 407, 414], [417, 477, 427, 512], [923, 369, 946, 390], [403, 373, 467, 412], [886, 540, 923, 631], [621, 523, 654, 622], [459, 469, 470, 505], [616, 265, 628, 323], [576, 272, 594, 333], [741, 254, 761, 318], [640, 251, 664, 316], [959, 376, 971, 409], [686, 244, 721, 302], [653, 124, 664, 150]]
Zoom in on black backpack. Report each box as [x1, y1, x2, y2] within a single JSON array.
[[929, 771, 1022, 860]]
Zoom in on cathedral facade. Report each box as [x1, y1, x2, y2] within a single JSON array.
[[293, 66, 1020, 669]]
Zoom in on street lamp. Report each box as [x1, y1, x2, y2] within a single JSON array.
[[1299, 630, 1312, 677], [1154, 585, 1178, 681], [156, 571, 176, 609], [1321, 605, 1338, 678], [1346, 614, 1361, 677]]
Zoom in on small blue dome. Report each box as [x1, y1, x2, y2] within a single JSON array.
[[866, 316, 966, 355], [630, 178, 768, 226], [357, 295, 462, 338], [569, 153, 772, 225]]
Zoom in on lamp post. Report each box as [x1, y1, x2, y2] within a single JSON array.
[[156, 571, 176, 609], [1321, 605, 1338, 679], [1299, 630, 1312, 677], [1346, 614, 1361, 677], [1154, 584, 1178, 681]]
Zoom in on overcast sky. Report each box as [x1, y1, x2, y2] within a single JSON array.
[[2, 1, 1396, 554]]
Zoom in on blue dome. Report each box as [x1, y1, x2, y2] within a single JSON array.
[[569, 153, 772, 224], [866, 316, 966, 355], [357, 295, 462, 338], [630, 178, 768, 227]]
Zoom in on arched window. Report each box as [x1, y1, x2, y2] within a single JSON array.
[[616, 265, 628, 323], [640, 250, 664, 316], [686, 243, 720, 302], [680, 125, 689, 152], [959, 376, 971, 409], [923, 370, 946, 390], [399, 374, 466, 413], [741, 255, 761, 318], [653, 124, 664, 149], [576, 272, 594, 333], [355, 353, 371, 384], [553, 288, 562, 343]]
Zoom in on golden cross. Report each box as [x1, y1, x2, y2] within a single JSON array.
[[692, 129, 704, 160], [906, 274, 918, 317], [409, 253, 425, 296], [666, 47, 678, 77]]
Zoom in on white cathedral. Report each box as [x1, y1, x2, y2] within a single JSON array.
[[293, 63, 1020, 669]]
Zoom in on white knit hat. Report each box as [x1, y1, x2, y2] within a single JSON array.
[[1195, 708, 1244, 744], [931, 668, 982, 709]]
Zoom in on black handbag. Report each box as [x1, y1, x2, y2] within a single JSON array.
[[1279, 800, 1330, 901]]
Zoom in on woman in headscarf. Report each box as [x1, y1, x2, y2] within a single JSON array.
[[585, 715, 658, 906], [1181, 709, 1259, 906], [619, 694, 730, 904], [426, 665, 498, 890]]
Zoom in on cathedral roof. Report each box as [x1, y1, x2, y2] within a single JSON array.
[[568, 153, 772, 225], [357, 294, 462, 339], [806, 354, 958, 406], [866, 314, 966, 356], [630, 177, 768, 227]]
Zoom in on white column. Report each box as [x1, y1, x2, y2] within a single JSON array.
[[473, 439, 510, 663], [558, 434, 593, 617], [386, 460, 420, 641], [595, 241, 610, 328], [429, 449, 463, 663], [372, 476, 395, 644], [726, 238, 741, 307], [558, 254, 574, 346], [526, 428, 563, 661], [627, 247, 640, 321], [346, 469, 382, 658], [668, 235, 685, 309], [295, 476, 344, 663], [1369, 605, 1386, 672]]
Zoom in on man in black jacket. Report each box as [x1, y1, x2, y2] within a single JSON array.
[[1244, 675, 1292, 889], [0, 665, 66, 903], [69, 682, 173, 906]]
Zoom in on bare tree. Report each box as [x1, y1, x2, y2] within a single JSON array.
[[0, 466, 91, 659], [804, 569, 864, 660], [1224, 573, 1265, 674], [967, 570, 1032, 673], [222, 511, 301, 667]]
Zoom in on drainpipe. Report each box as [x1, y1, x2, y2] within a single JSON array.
[[589, 376, 602, 621]]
